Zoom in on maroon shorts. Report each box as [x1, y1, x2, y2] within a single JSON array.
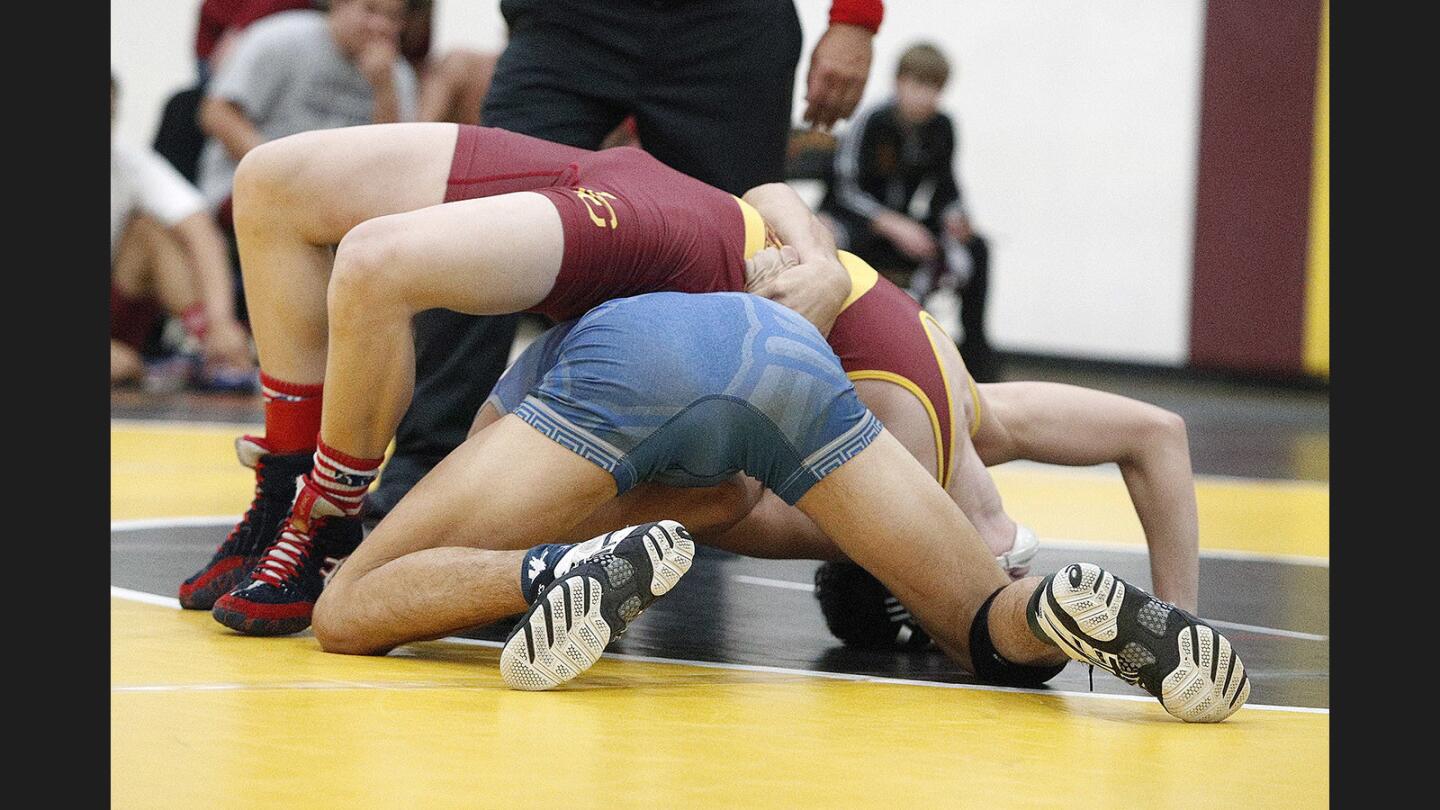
[[444, 125, 751, 322], [111, 283, 165, 350]]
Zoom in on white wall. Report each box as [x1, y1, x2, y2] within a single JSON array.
[[111, 0, 204, 148], [112, 0, 1205, 365], [796, 0, 1206, 364]]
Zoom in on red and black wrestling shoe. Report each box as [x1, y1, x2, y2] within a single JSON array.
[[210, 477, 361, 636], [179, 436, 363, 611], [178, 437, 308, 609]]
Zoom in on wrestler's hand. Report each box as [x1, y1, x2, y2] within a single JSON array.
[[803, 23, 874, 131], [746, 246, 851, 337]]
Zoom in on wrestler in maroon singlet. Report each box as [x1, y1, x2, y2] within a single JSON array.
[[444, 125, 752, 322]]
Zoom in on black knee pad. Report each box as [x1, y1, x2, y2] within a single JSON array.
[[813, 561, 931, 650], [968, 586, 1068, 687]]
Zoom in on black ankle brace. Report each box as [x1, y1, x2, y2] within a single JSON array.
[[968, 586, 1068, 688]]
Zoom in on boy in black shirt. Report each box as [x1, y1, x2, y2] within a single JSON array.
[[820, 43, 997, 380]]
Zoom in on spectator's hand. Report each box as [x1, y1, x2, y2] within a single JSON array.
[[357, 38, 399, 89], [944, 211, 973, 243], [873, 211, 938, 262], [803, 23, 874, 131], [203, 319, 254, 370], [746, 245, 851, 337]]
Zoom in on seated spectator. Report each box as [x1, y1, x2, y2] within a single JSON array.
[[111, 74, 256, 391], [197, 0, 419, 221], [398, 0, 499, 125], [197, 0, 316, 83], [818, 43, 998, 380]]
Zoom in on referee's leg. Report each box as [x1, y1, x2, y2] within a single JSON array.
[[631, 0, 803, 194]]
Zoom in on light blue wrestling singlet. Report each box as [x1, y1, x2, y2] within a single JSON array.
[[485, 292, 883, 504]]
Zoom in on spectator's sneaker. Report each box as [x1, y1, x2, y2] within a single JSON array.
[[211, 483, 362, 636], [1028, 563, 1251, 723], [500, 521, 694, 690], [192, 363, 260, 394], [178, 436, 307, 610]]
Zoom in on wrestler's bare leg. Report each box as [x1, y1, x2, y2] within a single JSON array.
[[919, 316, 1021, 556], [312, 415, 617, 655], [231, 123, 460, 383], [321, 192, 562, 457], [793, 429, 1065, 673]]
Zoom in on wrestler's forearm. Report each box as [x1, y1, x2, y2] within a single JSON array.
[[742, 182, 839, 263], [1118, 432, 1200, 613]]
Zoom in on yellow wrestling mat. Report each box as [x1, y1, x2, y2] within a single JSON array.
[[112, 420, 1329, 808]]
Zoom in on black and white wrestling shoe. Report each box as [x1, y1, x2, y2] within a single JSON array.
[[1028, 563, 1251, 723], [501, 520, 695, 691]]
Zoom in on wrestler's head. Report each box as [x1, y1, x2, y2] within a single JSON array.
[[895, 42, 950, 125], [813, 561, 932, 649]]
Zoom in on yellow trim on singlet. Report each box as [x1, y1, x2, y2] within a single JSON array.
[[847, 369, 946, 483], [966, 374, 983, 438], [918, 311, 979, 441], [734, 196, 769, 260], [918, 311, 960, 487], [835, 250, 878, 312]]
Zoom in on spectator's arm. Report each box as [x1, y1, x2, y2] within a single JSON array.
[[974, 382, 1201, 612], [371, 81, 403, 124], [199, 97, 266, 163], [355, 39, 408, 123], [829, 108, 888, 223], [741, 183, 851, 336]]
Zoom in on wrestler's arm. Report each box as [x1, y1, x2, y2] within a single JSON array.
[[741, 183, 851, 336], [972, 382, 1200, 612]]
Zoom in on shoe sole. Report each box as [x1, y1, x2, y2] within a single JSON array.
[[500, 521, 695, 691], [212, 591, 316, 637], [1031, 563, 1251, 723]]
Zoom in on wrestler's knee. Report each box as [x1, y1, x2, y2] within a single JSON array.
[[232, 138, 302, 215], [328, 217, 412, 314], [312, 589, 386, 656]]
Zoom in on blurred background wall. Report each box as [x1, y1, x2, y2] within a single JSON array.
[[111, 0, 1327, 379]]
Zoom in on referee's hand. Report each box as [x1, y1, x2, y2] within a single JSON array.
[[803, 23, 874, 131]]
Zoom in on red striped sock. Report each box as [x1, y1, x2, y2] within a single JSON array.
[[260, 372, 323, 454], [304, 435, 384, 518]]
